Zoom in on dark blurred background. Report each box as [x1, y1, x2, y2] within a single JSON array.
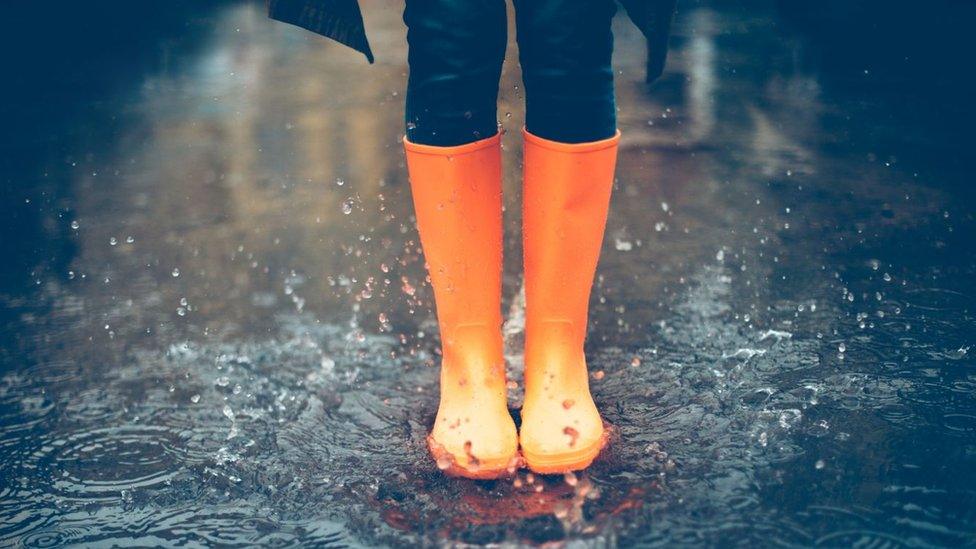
[[3, 0, 975, 293], [3, 1, 234, 291]]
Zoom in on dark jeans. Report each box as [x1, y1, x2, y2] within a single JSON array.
[[404, 0, 617, 146]]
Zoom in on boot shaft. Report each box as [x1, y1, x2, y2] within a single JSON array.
[[404, 134, 505, 337], [521, 129, 620, 341]]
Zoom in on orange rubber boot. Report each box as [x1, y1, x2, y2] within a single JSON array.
[[404, 134, 519, 479], [519, 129, 620, 474]]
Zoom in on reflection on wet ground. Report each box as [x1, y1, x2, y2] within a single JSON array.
[[2, 0, 975, 546]]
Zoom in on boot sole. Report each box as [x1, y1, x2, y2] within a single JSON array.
[[427, 435, 521, 480], [521, 427, 609, 475]]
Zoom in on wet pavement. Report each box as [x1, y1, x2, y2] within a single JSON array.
[[2, 0, 976, 546]]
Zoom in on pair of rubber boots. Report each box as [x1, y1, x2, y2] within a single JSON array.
[[404, 129, 619, 478]]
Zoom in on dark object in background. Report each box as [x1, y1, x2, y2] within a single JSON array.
[[628, 0, 678, 82], [268, 0, 677, 83], [268, 0, 374, 62]]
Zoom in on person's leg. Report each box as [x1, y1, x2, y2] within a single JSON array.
[[404, 0, 507, 146], [513, 0, 617, 143], [514, 0, 619, 473], [402, 0, 518, 478]]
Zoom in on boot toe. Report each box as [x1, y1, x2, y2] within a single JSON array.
[[520, 396, 606, 474], [428, 408, 519, 479]]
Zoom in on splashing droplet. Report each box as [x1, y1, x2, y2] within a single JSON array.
[[564, 471, 578, 487], [614, 238, 633, 251]]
